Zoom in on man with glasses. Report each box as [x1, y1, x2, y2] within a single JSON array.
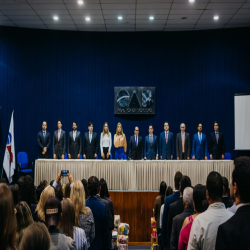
[[159, 122, 174, 160], [176, 123, 190, 160], [129, 126, 143, 160]]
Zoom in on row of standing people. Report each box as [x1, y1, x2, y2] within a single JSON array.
[[38, 120, 225, 160]]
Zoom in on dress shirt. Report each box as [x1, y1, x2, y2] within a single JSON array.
[[100, 132, 112, 155], [89, 132, 92, 142], [160, 204, 164, 228], [227, 202, 236, 214], [43, 130, 46, 137], [73, 130, 77, 141], [165, 131, 169, 139], [198, 132, 202, 142], [187, 202, 233, 250]]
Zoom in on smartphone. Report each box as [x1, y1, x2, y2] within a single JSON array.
[[61, 170, 69, 176]]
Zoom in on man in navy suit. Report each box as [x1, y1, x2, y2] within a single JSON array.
[[68, 121, 82, 159], [129, 126, 143, 160], [159, 122, 174, 160], [209, 121, 225, 160], [86, 176, 109, 250], [192, 123, 208, 160], [53, 120, 66, 159], [144, 124, 158, 160], [37, 121, 51, 158]]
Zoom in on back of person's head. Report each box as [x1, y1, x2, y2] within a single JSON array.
[[180, 176, 192, 194], [55, 183, 63, 201], [206, 171, 223, 202], [50, 180, 54, 186], [19, 175, 36, 206], [159, 181, 167, 205], [45, 197, 62, 229], [88, 176, 100, 197], [11, 184, 20, 205], [166, 186, 173, 197], [0, 183, 17, 250], [183, 187, 193, 209], [36, 184, 45, 203], [222, 176, 230, 196], [70, 180, 89, 226], [19, 222, 50, 250], [64, 182, 71, 199], [100, 179, 106, 198], [193, 184, 208, 213], [233, 156, 250, 203], [0, 178, 6, 183], [100, 178, 110, 198], [41, 180, 48, 187], [61, 198, 75, 238], [174, 171, 183, 190], [81, 179, 89, 199], [35, 185, 55, 222]]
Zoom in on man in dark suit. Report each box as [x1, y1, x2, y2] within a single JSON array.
[[176, 123, 190, 160], [83, 122, 99, 159], [129, 126, 143, 160], [37, 121, 51, 158], [215, 156, 250, 250], [53, 120, 66, 159], [162, 171, 183, 249], [68, 121, 82, 159], [144, 124, 158, 160], [209, 121, 225, 160], [167, 176, 192, 250], [86, 176, 109, 250], [159, 122, 174, 160], [192, 123, 208, 160]]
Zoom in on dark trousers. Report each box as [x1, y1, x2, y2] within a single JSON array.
[[182, 152, 186, 160], [103, 147, 110, 159]]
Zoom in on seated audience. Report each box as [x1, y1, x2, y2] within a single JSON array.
[[215, 156, 250, 250], [86, 176, 109, 250], [170, 187, 194, 250], [45, 197, 76, 250], [70, 180, 95, 248], [19, 222, 50, 250], [0, 183, 17, 250], [61, 198, 87, 250], [15, 201, 34, 247], [11, 184, 20, 206], [222, 176, 233, 208], [178, 184, 208, 250], [81, 179, 89, 200], [160, 186, 173, 229], [187, 171, 233, 250]]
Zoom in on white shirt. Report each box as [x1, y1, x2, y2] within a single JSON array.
[[187, 202, 233, 250], [42, 130, 46, 136], [58, 129, 61, 138], [73, 226, 88, 250], [73, 130, 77, 141], [100, 132, 112, 155], [89, 132, 92, 142], [160, 204, 164, 228]]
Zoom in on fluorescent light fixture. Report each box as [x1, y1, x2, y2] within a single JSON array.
[[53, 16, 59, 21], [78, 0, 83, 4], [189, 0, 195, 3], [214, 15, 219, 20], [118, 16, 123, 20], [149, 16, 154, 20], [85, 17, 91, 21]]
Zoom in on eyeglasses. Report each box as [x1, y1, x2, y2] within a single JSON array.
[[135, 130, 139, 131]]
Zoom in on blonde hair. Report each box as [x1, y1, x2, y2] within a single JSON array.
[[116, 122, 123, 136], [70, 180, 90, 227], [35, 185, 55, 222], [102, 122, 110, 137]]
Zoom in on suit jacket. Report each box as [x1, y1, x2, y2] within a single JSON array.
[[215, 205, 250, 250], [37, 131, 51, 158], [68, 130, 82, 159], [86, 197, 109, 250], [209, 131, 225, 159], [192, 133, 207, 160], [170, 208, 194, 250], [176, 132, 190, 159], [103, 196, 114, 230], [222, 196, 233, 209], [159, 131, 174, 160], [129, 135, 143, 160], [162, 191, 180, 248], [144, 135, 158, 160], [53, 130, 66, 157], [83, 132, 99, 159]]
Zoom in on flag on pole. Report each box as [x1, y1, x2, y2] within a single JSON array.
[[3, 111, 15, 183]]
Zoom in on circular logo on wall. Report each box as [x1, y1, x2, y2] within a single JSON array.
[[117, 90, 130, 108]]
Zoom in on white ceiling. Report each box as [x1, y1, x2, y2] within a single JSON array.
[[0, 0, 250, 32]]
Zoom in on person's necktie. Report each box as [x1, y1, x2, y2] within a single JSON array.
[[199, 133, 201, 143], [166, 132, 168, 144], [182, 134, 184, 152], [136, 136, 138, 146], [43, 131, 45, 138], [150, 136, 153, 145], [90, 133, 92, 143], [216, 133, 218, 144], [58, 131, 60, 141]]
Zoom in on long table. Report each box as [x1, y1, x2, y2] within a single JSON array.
[[35, 159, 233, 190]]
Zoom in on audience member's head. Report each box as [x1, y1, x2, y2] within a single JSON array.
[[45, 197, 62, 229], [232, 156, 250, 204], [0, 183, 17, 250], [55, 183, 63, 201], [0, 178, 6, 183], [174, 171, 183, 190], [100, 178, 110, 198], [222, 176, 230, 197], [180, 175, 192, 195], [70, 180, 89, 227], [15, 201, 34, 246], [166, 186, 174, 197], [61, 198, 75, 238], [41, 180, 48, 187], [64, 182, 71, 199], [206, 171, 223, 204], [81, 179, 89, 199], [183, 187, 194, 209], [36, 184, 45, 203], [50, 180, 54, 186], [19, 222, 50, 250], [159, 181, 167, 205], [88, 176, 100, 197], [11, 184, 20, 205], [35, 185, 55, 222], [19, 175, 36, 206], [193, 184, 208, 213]]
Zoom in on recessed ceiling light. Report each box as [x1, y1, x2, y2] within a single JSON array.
[[78, 0, 83, 4], [214, 15, 219, 20], [118, 16, 123, 20], [53, 16, 59, 21], [149, 16, 154, 20], [85, 17, 91, 21], [189, 0, 195, 3]]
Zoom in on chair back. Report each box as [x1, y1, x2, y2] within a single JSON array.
[[225, 153, 231, 160], [17, 152, 28, 169]]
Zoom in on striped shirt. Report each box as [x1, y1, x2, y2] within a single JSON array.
[[73, 226, 87, 250]]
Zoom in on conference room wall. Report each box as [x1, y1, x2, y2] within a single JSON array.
[[0, 26, 250, 175]]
